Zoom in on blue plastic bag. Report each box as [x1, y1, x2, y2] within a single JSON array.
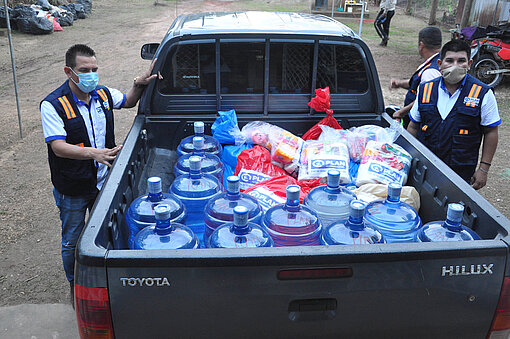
[[221, 144, 253, 187], [212, 109, 240, 145]]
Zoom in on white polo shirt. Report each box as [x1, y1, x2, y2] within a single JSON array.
[[41, 87, 126, 190], [409, 77, 501, 127]]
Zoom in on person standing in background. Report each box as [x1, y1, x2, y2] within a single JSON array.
[[374, 0, 397, 46], [390, 26, 442, 127]]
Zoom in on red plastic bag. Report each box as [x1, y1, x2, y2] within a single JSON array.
[[303, 87, 342, 141], [244, 175, 325, 205], [234, 146, 288, 191]]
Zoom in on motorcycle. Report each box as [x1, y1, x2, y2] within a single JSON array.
[[468, 24, 510, 88]]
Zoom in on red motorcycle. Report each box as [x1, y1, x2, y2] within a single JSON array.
[[469, 24, 510, 88]]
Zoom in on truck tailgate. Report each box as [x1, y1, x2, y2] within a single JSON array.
[[106, 242, 507, 338]]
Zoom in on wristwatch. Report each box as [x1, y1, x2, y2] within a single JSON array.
[[133, 77, 146, 88]]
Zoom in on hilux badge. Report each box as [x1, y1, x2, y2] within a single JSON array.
[[441, 264, 493, 277]]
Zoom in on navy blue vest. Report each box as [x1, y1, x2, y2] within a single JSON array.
[[404, 53, 441, 106], [42, 81, 116, 196], [417, 74, 490, 179]]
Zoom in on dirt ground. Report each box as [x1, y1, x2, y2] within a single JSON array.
[[0, 0, 509, 306]]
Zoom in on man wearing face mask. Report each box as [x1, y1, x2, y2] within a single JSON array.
[[407, 39, 500, 190], [40, 44, 161, 303]]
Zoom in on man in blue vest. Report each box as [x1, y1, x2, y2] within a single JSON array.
[[40, 44, 161, 303], [391, 26, 442, 127], [407, 39, 500, 190]]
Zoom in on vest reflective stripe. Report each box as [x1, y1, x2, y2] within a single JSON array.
[[96, 88, 108, 103], [422, 82, 433, 103], [418, 63, 431, 76], [75, 142, 85, 147], [57, 96, 76, 119]]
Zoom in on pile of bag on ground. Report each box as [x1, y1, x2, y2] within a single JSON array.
[[0, 0, 92, 35]]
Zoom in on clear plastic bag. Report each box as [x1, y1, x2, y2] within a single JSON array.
[[297, 140, 350, 183], [355, 141, 412, 186]]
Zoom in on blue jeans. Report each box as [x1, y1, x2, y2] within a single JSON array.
[[53, 188, 96, 283]]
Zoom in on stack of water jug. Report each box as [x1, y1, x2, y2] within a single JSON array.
[[126, 121, 481, 250]]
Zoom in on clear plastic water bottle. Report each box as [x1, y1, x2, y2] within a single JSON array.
[[304, 170, 357, 227], [133, 204, 199, 250], [204, 176, 262, 243], [126, 177, 186, 249], [364, 183, 422, 243], [415, 203, 481, 242], [263, 185, 322, 247], [170, 156, 222, 243], [207, 206, 273, 248], [174, 136, 224, 182], [177, 121, 223, 157], [321, 200, 385, 245]]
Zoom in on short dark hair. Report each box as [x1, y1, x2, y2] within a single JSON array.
[[419, 26, 442, 50], [65, 44, 95, 69], [440, 39, 471, 60]]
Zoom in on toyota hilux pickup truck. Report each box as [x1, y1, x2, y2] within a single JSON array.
[[74, 11, 510, 339]]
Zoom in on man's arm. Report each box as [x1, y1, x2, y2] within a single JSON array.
[[407, 121, 420, 137], [389, 78, 410, 90], [123, 59, 163, 108], [393, 102, 414, 119], [49, 139, 122, 168], [471, 126, 498, 190]]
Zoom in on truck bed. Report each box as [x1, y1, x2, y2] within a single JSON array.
[[77, 113, 510, 338]]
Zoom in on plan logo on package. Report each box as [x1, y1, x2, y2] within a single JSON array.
[[238, 169, 271, 190], [310, 159, 346, 170], [368, 162, 402, 182]]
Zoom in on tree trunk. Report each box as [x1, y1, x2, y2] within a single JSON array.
[[428, 0, 439, 25], [460, 0, 474, 28], [405, 0, 413, 15]]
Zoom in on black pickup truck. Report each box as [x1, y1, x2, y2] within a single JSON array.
[[74, 12, 510, 339]]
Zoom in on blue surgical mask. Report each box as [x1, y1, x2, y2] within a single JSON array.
[[70, 68, 99, 93]]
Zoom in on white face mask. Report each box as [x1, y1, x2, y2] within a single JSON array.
[[441, 65, 467, 85]]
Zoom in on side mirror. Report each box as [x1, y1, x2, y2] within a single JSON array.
[[141, 43, 160, 60]]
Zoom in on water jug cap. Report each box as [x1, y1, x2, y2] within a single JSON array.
[[147, 177, 162, 194], [192, 136, 205, 150], [327, 170, 340, 188], [227, 176, 240, 193], [233, 205, 249, 226], [189, 156, 202, 171], [154, 204, 171, 220], [286, 185, 301, 201], [387, 182, 402, 201], [194, 121, 205, 134], [447, 203, 464, 223], [349, 200, 365, 219]]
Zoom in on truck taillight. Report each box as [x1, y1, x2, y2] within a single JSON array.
[[487, 277, 510, 339], [75, 284, 114, 339]]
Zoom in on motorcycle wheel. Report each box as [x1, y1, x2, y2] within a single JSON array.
[[472, 54, 503, 88]]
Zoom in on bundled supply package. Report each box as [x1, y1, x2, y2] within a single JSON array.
[[234, 146, 288, 191], [356, 141, 412, 186], [244, 175, 324, 211], [233, 121, 305, 175], [297, 139, 350, 183], [347, 125, 394, 162]]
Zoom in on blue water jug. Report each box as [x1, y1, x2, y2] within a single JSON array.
[[133, 204, 199, 250], [177, 121, 223, 157], [321, 200, 385, 245], [126, 177, 186, 249], [364, 183, 422, 243], [174, 136, 224, 182], [263, 185, 322, 247], [170, 156, 222, 243], [207, 206, 273, 248], [415, 203, 481, 242], [304, 170, 357, 227], [204, 175, 262, 242]]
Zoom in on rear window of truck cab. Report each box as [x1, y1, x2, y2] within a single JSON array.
[[157, 41, 369, 96]]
